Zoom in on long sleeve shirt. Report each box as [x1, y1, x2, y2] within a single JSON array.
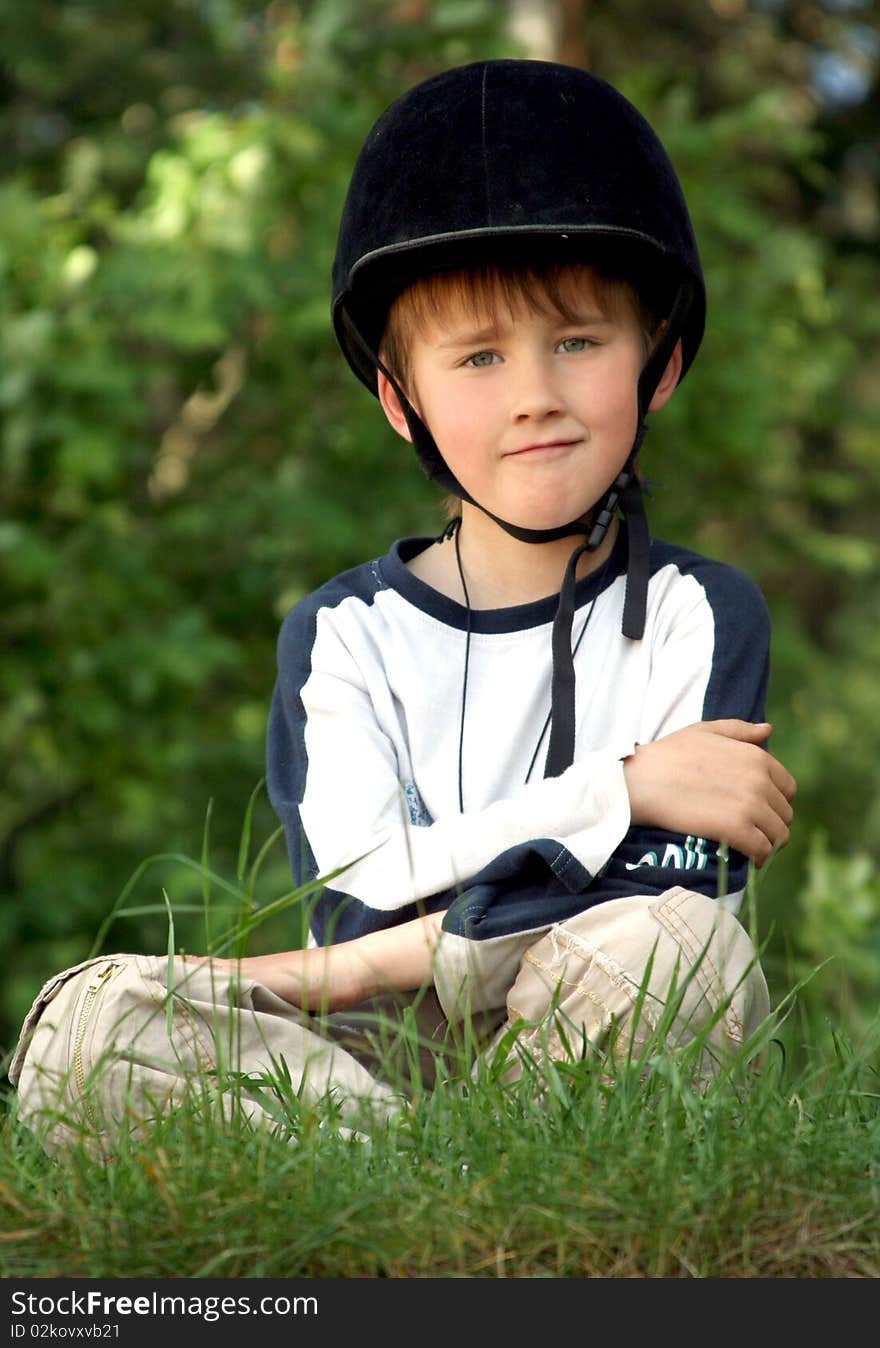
[[266, 527, 771, 993]]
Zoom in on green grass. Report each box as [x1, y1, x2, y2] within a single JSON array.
[[2, 1004, 879, 1279]]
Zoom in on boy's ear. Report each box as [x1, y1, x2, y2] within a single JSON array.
[[377, 368, 414, 443], [647, 336, 683, 414]]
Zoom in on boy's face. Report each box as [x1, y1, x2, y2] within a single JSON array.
[[379, 268, 680, 534]]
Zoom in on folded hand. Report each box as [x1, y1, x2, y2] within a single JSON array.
[[623, 719, 796, 866]]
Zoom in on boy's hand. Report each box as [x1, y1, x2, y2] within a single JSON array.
[[183, 946, 361, 1012], [623, 720, 796, 866]]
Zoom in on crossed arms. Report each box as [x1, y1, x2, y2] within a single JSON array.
[[192, 716, 795, 1009]]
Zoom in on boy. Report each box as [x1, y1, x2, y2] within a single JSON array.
[[11, 61, 796, 1142], [194, 59, 795, 1072]]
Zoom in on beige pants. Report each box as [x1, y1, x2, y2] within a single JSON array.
[[9, 888, 769, 1154], [482, 887, 770, 1083], [9, 956, 420, 1155]]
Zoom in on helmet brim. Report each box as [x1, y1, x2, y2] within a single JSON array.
[[334, 225, 704, 396]]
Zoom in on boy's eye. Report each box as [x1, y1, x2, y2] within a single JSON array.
[[464, 350, 498, 368], [557, 336, 592, 353]]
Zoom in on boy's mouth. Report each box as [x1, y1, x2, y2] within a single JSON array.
[[504, 438, 582, 457]]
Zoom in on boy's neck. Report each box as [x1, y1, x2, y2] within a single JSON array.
[[407, 507, 620, 609]]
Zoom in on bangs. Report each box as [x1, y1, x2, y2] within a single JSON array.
[[382, 261, 657, 386]]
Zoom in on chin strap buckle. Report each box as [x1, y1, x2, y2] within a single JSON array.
[[587, 469, 632, 551], [437, 516, 462, 543]]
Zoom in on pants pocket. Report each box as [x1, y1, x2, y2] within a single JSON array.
[[486, 888, 770, 1080], [650, 886, 770, 1047]]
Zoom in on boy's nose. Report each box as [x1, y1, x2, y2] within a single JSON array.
[[510, 359, 564, 421]]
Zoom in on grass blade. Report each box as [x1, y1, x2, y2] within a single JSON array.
[[162, 887, 176, 1039]]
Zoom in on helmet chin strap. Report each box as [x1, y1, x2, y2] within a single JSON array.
[[345, 281, 693, 776]]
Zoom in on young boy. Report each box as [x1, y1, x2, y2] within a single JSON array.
[[193, 59, 795, 1073], [11, 61, 796, 1142]]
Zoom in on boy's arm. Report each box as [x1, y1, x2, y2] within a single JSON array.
[[188, 909, 447, 1011], [210, 718, 791, 1015], [202, 720, 792, 1015]]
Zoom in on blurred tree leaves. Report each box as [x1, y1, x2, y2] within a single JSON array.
[[1, 0, 878, 1045]]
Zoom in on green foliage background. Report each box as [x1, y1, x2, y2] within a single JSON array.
[[2, 0, 879, 1052]]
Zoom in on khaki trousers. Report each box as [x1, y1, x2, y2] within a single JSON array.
[[482, 887, 770, 1082], [9, 888, 769, 1154]]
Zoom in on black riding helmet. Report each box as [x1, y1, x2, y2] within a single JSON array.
[[331, 59, 706, 777]]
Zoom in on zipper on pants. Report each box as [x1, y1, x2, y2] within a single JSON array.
[[72, 961, 119, 1125]]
